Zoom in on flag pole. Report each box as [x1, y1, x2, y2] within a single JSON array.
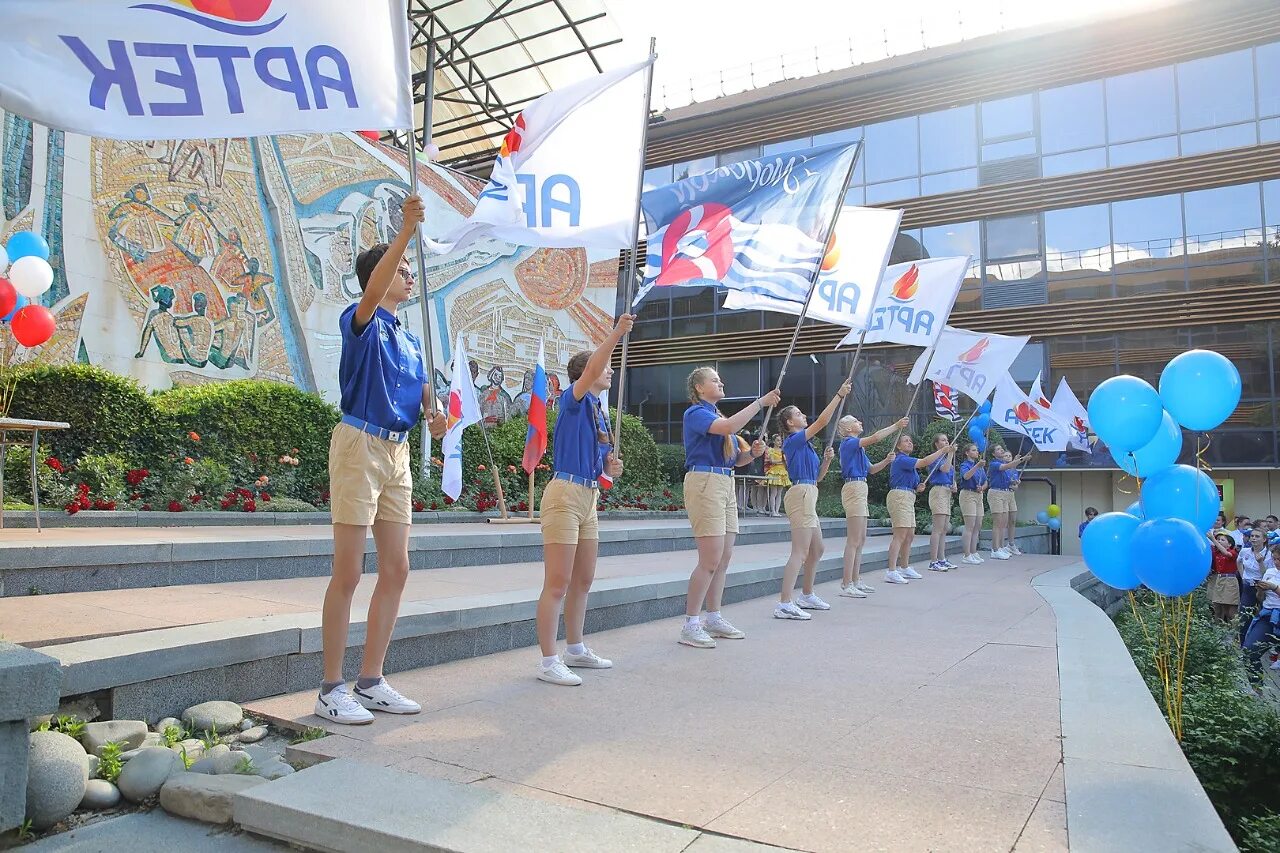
[[611, 38, 658, 453], [758, 145, 861, 442], [475, 414, 510, 519], [408, 39, 440, 478], [885, 341, 942, 450], [528, 468, 535, 521], [823, 328, 870, 448]]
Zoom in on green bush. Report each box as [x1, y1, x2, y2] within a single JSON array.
[[74, 453, 131, 502], [1239, 812, 1280, 853], [8, 364, 157, 461], [655, 443, 686, 483], [262, 496, 318, 512]]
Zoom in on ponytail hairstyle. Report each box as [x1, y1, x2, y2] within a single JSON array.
[[776, 405, 802, 435], [836, 415, 857, 438], [686, 367, 717, 403]]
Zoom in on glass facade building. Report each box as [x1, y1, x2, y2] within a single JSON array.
[[623, 7, 1280, 469]]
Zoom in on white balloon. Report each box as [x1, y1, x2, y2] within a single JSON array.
[[0, 244, 8, 274], [10, 255, 54, 297]]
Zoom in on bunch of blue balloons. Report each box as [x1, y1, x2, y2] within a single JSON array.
[[1081, 350, 1240, 597], [967, 400, 992, 452]]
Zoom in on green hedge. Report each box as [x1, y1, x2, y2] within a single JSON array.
[[656, 443, 686, 484], [8, 364, 157, 462]]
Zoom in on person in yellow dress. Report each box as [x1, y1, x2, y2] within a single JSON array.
[[762, 433, 791, 517]]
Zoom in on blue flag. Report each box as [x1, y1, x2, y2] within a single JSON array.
[[635, 142, 859, 306]]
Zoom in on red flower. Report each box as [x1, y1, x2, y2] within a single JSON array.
[[78, 496, 91, 510], [46, 457, 65, 473], [260, 493, 271, 503], [126, 469, 150, 486], [429, 501, 439, 511], [141, 503, 152, 511], [130, 492, 141, 501], [65, 502, 80, 515], [104, 501, 116, 511], [188, 431, 201, 442], [190, 494, 203, 504], [167, 501, 184, 513], [477, 464, 487, 471], [413, 500, 425, 512], [443, 495, 454, 505], [663, 490, 672, 498], [236, 488, 252, 499], [220, 498, 234, 510], [183, 457, 194, 466], [243, 499, 257, 513]]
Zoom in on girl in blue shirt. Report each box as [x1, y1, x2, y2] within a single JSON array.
[[957, 443, 989, 564], [986, 446, 1031, 560], [678, 368, 778, 649], [924, 434, 959, 573], [885, 434, 955, 584], [834, 415, 905, 597], [772, 380, 851, 620]]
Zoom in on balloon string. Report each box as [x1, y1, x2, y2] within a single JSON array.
[[1195, 432, 1214, 474]]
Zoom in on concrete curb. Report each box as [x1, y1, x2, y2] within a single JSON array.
[[1031, 564, 1236, 853]]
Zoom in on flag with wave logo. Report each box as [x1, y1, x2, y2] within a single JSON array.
[[992, 374, 1071, 451], [634, 142, 860, 306], [1029, 372, 1053, 410], [908, 326, 1029, 404]]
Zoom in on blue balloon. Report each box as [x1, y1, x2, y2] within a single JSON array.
[[1047, 517, 1061, 531], [1036, 510, 1050, 524], [1132, 517, 1211, 597], [977, 400, 992, 415], [1158, 349, 1242, 432], [1140, 464, 1219, 533], [1, 293, 27, 324], [1082, 511, 1142, 589], [967, 423, 987, 452], [972, 413, 992, 431], [1087, 375, 1164, 453], [5, 230, 49, 262], [1125, 500, 1146, 520], [1116, 410, 1182, 478]]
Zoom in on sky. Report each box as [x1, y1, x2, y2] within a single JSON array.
[[603, 0, 1170, 110]]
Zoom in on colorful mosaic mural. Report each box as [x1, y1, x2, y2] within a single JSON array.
[[0, 111, 620, 407]]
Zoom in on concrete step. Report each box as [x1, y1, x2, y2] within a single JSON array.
[[233, 758, 704, 852], [0, 517, 857, 596]]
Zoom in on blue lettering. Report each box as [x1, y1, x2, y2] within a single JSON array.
[[869, 305, 935, 337], [254, 46, 309, 110], [60, 37, 144, 115], [539, 175, 580, 227], [1002, 409, 1021, 427], [1025, 427, 1058, 444], [193, 45, 251, 113], [516, 174, 537, 227], [305, 45, 359, 109], [945, 364, 985, 397], [135, 43, 201, 117]]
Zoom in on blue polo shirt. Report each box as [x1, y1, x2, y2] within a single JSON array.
[[889, 454, 920, 490], [958, 460, 986, 491], [988, 461, 1012, 490], [683, 401, 733, 469], [840, 437, 870, 480], [926, 458, 954, 487], [783, 431, 819, 482], [553, 388, 608, 480], [338, 304, 425, 433]]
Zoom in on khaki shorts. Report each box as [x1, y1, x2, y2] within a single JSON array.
[[958, 489, 985, 518], [841, 480, 869, 518], [540, 477, 600, 545], [988, 489, 1014, 514], [887, 488, 916, 529], [684, 471, 739, 537], [329, 421, 412, 526], [784, 484, 819, 530], [928, 485, 953, 516], [1007, 490, 1019, 512]]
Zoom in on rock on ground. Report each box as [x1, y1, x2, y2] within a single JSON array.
[[155, 717, 182, 734], [85, 754, 100, 779], [117, 747, 183, 803], [181, 701, 243, 734], [188, 746, 245, 776], [26, 731, 90, 830], [159, 773, 267, 824], [82, 720, 148, 756], [252, 759, 295, 780], [239, 719, 255, 732], [237, 726, 268, 744], [80, 779, 121, 810]]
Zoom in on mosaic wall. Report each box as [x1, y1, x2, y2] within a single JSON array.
[[0, 113, 620, 410]]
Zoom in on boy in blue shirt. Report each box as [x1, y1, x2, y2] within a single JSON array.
[[317, 195, 448, 725], [534, 314, 634, 686], [986, 446, 1030, 560]]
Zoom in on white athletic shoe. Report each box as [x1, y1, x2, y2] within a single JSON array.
[[703, 615, 746, 639], [990, 548, 1011, 560], [1008, 544, 1024, 556], [839, 584, 868, 599], [314, 685, 374, 725], [855, 581, 875, 594], [963, 554, 983, 565], [972, 552, 986, 563], [563, 648, 613, 669], [884, 570, 909, 585], [941, 559, 959, 570], [901, 567, 923, 579], [795, 593, 831, 610], [774, 601, 812, 620], [537, 659, 582, 686], [679, 623, 718, 648], [352, 678, 421, 715], [928, 561, 949, 572]]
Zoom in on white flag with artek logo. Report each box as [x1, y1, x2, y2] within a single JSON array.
[[992, 374, 1071, 451], [442, 335, 482, 501], [908, 326, 1029, 404], [1051, 377, 1093, 452]]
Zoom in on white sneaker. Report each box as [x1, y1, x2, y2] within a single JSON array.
[[839, 584, 868, 599], [315, 685, 374, 725], [928, 561, 949, 572], [972, 553, 985, 563], [795, 593, 831, 610], [884, 570, 909, 585], [703, 615, 746, 639], [537, 659, 582, 686], [1008, 544, 1024, 556], [679, 623, 717, 648], [855, 581, 875, 594], [990, 548, 1011, 561], [352, 678, 422, 715], [774, 601, 812, 620], [963, 554, 982, 565], [901, 567, 923, 579], [942, 559, 959, 570], [563, 648, 613, 669]]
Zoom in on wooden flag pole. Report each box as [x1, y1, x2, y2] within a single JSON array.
[[884, 342, 942, 451], [528, 469, 536, 521], [611, 39, 658, 454], [758, 145, 862, 442], [475, 416, 510, 520]]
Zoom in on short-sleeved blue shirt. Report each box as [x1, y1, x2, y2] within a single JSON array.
[[840, 437, 870, 480], [553, 388, 609, 480], [988, 460, 1012, 490], [889, 454, 920, 490], [958, 459, 987, 490], [783, 431, 819, 482], [926, 458, 954, 487], [683, 401, 733, 468], [338, 304, 425, 433]]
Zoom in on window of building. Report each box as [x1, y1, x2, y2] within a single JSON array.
[[1042, 147, 1107, 177], [1260, 117, 1280, 143], [982, 137, 1038, 161], [1262, 178, 1280, 249], [1045, 203, 1113, 302], [1181, 122, 1257, 156], [1177, 49, 1255, 131], [1009, 343, 1046, 385], [673, 156, 715, 182], [762, 136, 812, 155], [717, 145, 760, 167], [1183, 182, 1263, 262], [1108, 136, 1178, 167], [921, 169, 978, 196], [1112, 193, 1184, 267], [1040, 80, 1106, 154], [812, 126, 863, 147], [980, 94, 1034, 142], [865, 178, 919, 204], [919, 105, 977, 173], [921, 221, 980, 262], [643, 164, 673, 192], [1257, 41, 1280, 118], [670, 289, 715, 317], [864, 116, 919, 183], [984, 213, 1040, 260], [1106, 66, 1177, 143], [714, 310, 763, 334]]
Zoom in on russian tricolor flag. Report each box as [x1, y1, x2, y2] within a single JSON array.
[[522, 340, 549, 474]]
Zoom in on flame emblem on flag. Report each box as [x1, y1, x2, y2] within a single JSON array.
[[1036, 395, 1051, 408], [1014, 402, 1041, 424], [890, 264, 920, 302], [499, 114, 526, 159], [1071, 415, 1087, 434], [138, 0, 282, 32], [957, 337, 989, 364], [446, 389, 464, 432], [820, 233, 840, 272]]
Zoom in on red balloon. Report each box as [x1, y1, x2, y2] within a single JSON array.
[[11, 304, 56, 347], [0, 278, 15, 318]]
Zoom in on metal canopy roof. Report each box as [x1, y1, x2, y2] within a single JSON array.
[[402, 0, 626, 173]]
